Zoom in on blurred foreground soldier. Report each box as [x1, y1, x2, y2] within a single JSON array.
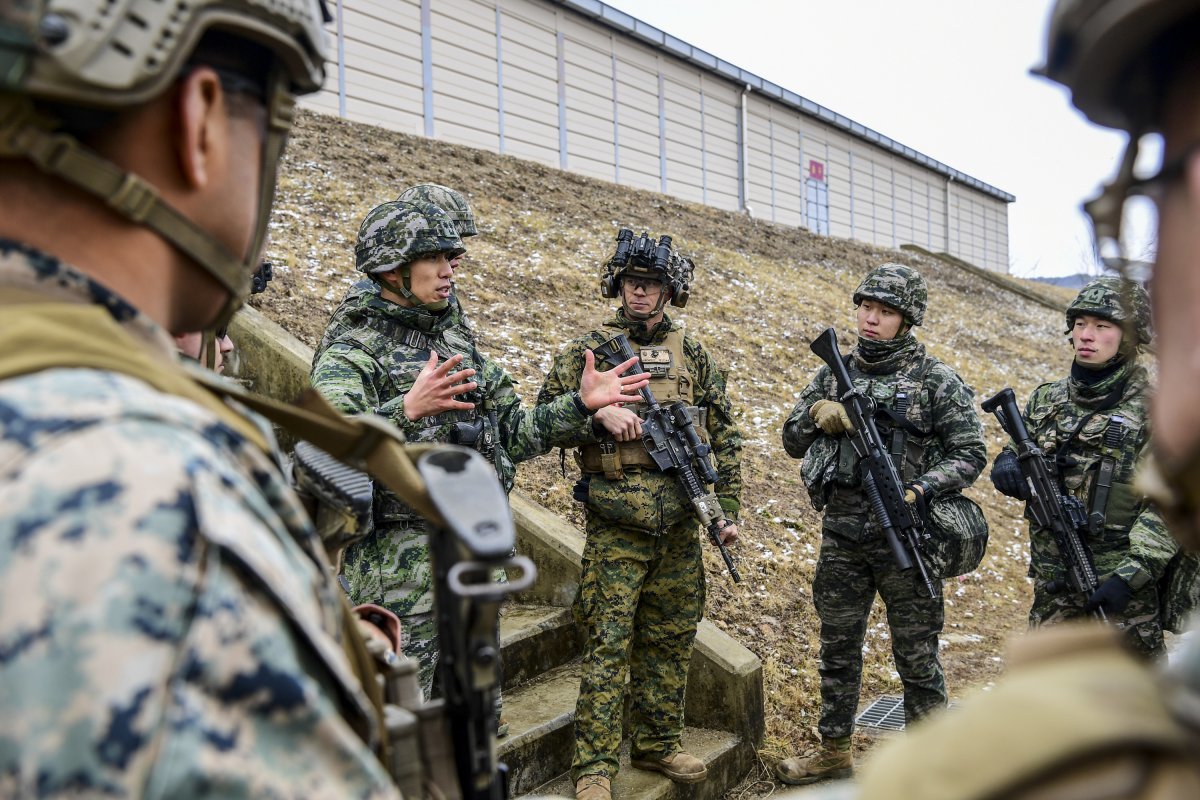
[[0, 1, 406, 796], [311, 200, 647, 699], [778, 264, 986, 786], [537, 230, 743, 800], [175, 329, 236, 373], [853, 2, 1200, 797], [991, 277, 1179, 657]]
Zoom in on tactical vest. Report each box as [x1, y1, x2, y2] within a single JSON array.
[[334, 312, 499, 458], [836, 356, 935, 487], [1027, 393, 1143, 535], [578, 328, 708, 479]]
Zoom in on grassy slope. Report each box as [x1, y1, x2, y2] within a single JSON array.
[[254, 110, 1080, 762]]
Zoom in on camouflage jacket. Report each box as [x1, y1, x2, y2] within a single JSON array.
[[783, 334, 986, 513], [311, 288, 591, 511], [313, 278, 376, 365], [0, 240, 397, 798], [538, 311, 743, 524], [1014, 362, 1174, 591]]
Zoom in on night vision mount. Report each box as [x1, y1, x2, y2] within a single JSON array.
[[600, 228, 693, 308]]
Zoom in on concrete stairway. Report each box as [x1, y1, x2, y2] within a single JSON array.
[[496, 602, 749, 800]]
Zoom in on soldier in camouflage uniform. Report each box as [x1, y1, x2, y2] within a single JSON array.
[[537, 231, 743, 800], [849, 4, 1200, 797], [778, 263, 986, 786], [990, 277, 1177, 657], [315, 183, 478, 364], [311, 200, 647, 698], [0, 2, 403, 796]]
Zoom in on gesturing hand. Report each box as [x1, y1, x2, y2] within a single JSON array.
[[403, 350, 478, 421], [579, 349, 650, 411], [594, 405, 643, 441]]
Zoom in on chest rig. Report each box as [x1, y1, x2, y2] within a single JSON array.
[[338, 315, 499, 463], [579, 329, 708, 479], [833, 356, 933, 488], [1036, 398, 1140, 535]]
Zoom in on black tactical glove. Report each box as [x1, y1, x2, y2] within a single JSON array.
[[1083, 575, 1134, 615], [572, 475, 591, 504], [990, 450, 1026, 499]]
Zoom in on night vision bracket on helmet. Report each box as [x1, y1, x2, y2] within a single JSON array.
[[600, 228, 693, 309]]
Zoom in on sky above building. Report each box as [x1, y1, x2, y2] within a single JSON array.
[[604, 0, 1158, 278]]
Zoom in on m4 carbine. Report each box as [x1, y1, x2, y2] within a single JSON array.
[[593, 333, 741, 582], [982, 388, 1106, 621], [809, 328, 936, 598]]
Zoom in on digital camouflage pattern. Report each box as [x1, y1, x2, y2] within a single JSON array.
[[782, 331, 986, 738], [354, 200, 464, 275], [538, 310, 742, 781], [852, 263, 928, 326], [396, 184, 478, 238], [0, 241, 397, 798], [1012, 361, 1176, 655], [311, 291, 591, 690], [1065, 276, 1154, 349]]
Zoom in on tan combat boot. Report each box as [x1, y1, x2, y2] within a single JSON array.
[[575, 774, 611, 800], [775, 736, 854, 785], [630, 751, 708, 783]]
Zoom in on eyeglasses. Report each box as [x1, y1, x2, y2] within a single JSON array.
[[1086, 136, 1200, 275], [622, 276, 664, 295]]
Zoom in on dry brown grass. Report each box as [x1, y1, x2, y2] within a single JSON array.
[[256, 109, 1079, 765]]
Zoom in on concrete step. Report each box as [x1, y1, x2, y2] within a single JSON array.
[[500, 603, 576, 691], [498, 661, 583, 795], [521, 727, 747, 800]]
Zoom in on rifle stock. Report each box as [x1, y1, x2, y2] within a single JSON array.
[[809, 328, 935, 598], [982, 387, 1106, 621], [593, 334, 741, 582]]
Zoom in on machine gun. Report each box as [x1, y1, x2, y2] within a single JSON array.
[[809, 328, 936, 598], [981, 388, 1106, 621], [593, 333, 741, 583]]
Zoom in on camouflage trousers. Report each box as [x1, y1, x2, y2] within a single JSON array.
[[571, 516, 705, 781], [813, 508, 946, 739], [1030, 581, 1165, 658]]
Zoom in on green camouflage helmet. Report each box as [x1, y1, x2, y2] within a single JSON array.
[[853, 263, 928, 326], [396, 184, 478, 237], [1066, 276, 1153, 347], [355, 200, 465, 275]]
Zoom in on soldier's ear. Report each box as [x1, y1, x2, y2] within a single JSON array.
[[175, 66, 228, 190]]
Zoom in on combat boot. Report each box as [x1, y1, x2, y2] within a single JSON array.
[[775, 736, 854, 785], [575, 774, 610, 800], [631, 751, 708, 783]]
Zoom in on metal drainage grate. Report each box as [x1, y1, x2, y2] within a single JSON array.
[[855, 695, 907, 732]]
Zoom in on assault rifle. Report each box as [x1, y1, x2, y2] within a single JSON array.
[[981, 388, 1106, 621], [593, 333, 741, 582], [295, 443, 531, 800], [809, 328, 936, 598]]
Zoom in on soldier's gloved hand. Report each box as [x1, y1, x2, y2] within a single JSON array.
[[1083, 575, 1134, 615], [809, 400, 855, 435], [990, 450, 1026, 499]]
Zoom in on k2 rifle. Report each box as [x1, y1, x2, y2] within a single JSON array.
[[809, 328, 936, 598], [593, 333, 741, 582], [981, 388, 1106, 620]]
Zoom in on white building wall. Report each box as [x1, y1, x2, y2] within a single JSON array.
[[309, 0, 1013, 271]]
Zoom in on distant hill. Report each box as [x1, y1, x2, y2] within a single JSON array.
[[1032, 273, 1093, 289]]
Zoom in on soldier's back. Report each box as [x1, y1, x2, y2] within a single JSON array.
[[0, 366, 397, 798]]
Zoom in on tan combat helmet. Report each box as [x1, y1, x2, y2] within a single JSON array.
[[0, 0, 330, 327]]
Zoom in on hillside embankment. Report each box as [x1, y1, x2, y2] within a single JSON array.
[[253, 109, 1085, 771]]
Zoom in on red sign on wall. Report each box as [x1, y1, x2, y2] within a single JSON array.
[[809, 159, 826, 182]]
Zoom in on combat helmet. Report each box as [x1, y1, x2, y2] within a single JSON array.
[[0, 0, 331, 328], [600, 228, 694, 318], [1035, 0, 1200, 134], [397, 184, 478, 238], [853, 263, 928, 326], [1066, 276, 1153, 351], [355, 200, 464, 312]]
